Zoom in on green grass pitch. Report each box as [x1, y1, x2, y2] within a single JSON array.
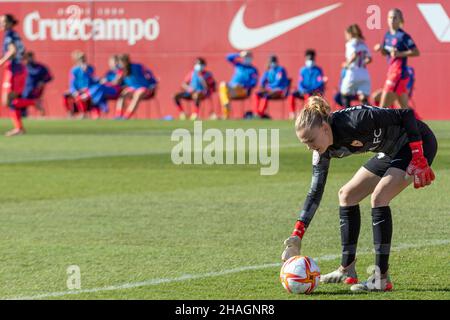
[[0, 118, 448, 300]]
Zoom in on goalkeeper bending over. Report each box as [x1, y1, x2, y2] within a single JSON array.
[[282, 96, 437, 292]]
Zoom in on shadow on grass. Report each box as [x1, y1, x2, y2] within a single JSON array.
[[407, 288, 450, 293], [312, 289, 363, 296], [310, 287, 450, 298]]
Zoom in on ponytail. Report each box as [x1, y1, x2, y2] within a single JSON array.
[[4, 14, 18, 27], [295, 96, 331, 131], [346, 24, 364, 40]]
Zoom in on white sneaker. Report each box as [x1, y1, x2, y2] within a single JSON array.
[[179, 112, 186, 120], [350, 271, 393, 292], [320, 259, 358, 284], [190, 113, 198, 120]]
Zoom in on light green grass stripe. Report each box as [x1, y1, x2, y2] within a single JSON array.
[[6, 239, 449, 300], [0, 144, 300, 164]]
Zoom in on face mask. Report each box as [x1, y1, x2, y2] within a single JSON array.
[[305, 59, 314, 67], [243, 57, 253, 65], [269, 62, 277, 69], [195, 63, 205, 72]]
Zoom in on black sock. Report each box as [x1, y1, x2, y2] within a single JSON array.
[[372, 206, 393, 274], [340, 205, 361, 267]]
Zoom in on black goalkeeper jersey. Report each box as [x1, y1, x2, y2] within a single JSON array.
[[298, 105, 427, 226]]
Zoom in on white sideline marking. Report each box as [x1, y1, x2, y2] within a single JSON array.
[[5, 239, 450, 300]]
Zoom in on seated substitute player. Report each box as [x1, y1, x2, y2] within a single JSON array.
[[10, 51, 52, 120], [252, 55, 289, 118], [281, 96, 437, 292], [219, 51, 258, 119], [0, 14, 26, 136], [80, 55, 124, 118], [99, 54, 123, 102], [114, 54, 158, 120], [173, 57, 216, 120], [373, 8, 419, 110], [288, 49, 325, 120], [63, 50, 97, 118]]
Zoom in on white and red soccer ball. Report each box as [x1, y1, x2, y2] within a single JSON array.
[[280, 256, 321, 294]]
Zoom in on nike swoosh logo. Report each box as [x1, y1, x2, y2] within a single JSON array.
[[373, 220, 385, 226], [418, 4, 450, 42], [229, 3, 342, 50]]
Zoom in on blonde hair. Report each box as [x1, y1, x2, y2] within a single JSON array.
[[295, 96, 331, 131], [71, 50, 85, 62]]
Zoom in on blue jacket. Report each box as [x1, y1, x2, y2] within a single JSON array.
[[103, 69, 121, 84], [123, 63, 157, 89], [87, 82, 120, 112], [298, 65, 324, 94], [260, 65, 289, 91], [185, 70, 215, 94], [69, 64, 97, 93], [227, 53, 258, 89], [22, 62, 53, 98]]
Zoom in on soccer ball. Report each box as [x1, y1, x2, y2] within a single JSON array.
[[280, 255, 321, 294]]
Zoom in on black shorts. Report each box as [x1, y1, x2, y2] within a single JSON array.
[[363, 122, 438, 177]]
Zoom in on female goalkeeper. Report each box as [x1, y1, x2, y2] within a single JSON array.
[[281, 96, 437, 292]]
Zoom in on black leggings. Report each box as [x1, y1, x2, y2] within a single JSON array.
[[174, 91, 205, 107]]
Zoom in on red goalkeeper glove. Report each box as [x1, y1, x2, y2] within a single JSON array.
[[406, 141, 435, 189], [291, 220, 306, 239], [281, 221, 306, 261]]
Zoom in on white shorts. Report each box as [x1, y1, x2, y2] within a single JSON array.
[[340, 69, 371, 96]]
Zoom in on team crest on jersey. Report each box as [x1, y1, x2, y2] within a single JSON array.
[[351, 140, 363, 147]]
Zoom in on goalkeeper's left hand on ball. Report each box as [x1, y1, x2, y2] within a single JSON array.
[[281, 220, 306, 261]]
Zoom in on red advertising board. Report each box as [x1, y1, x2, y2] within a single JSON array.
[[0, 0, 449, 119]]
